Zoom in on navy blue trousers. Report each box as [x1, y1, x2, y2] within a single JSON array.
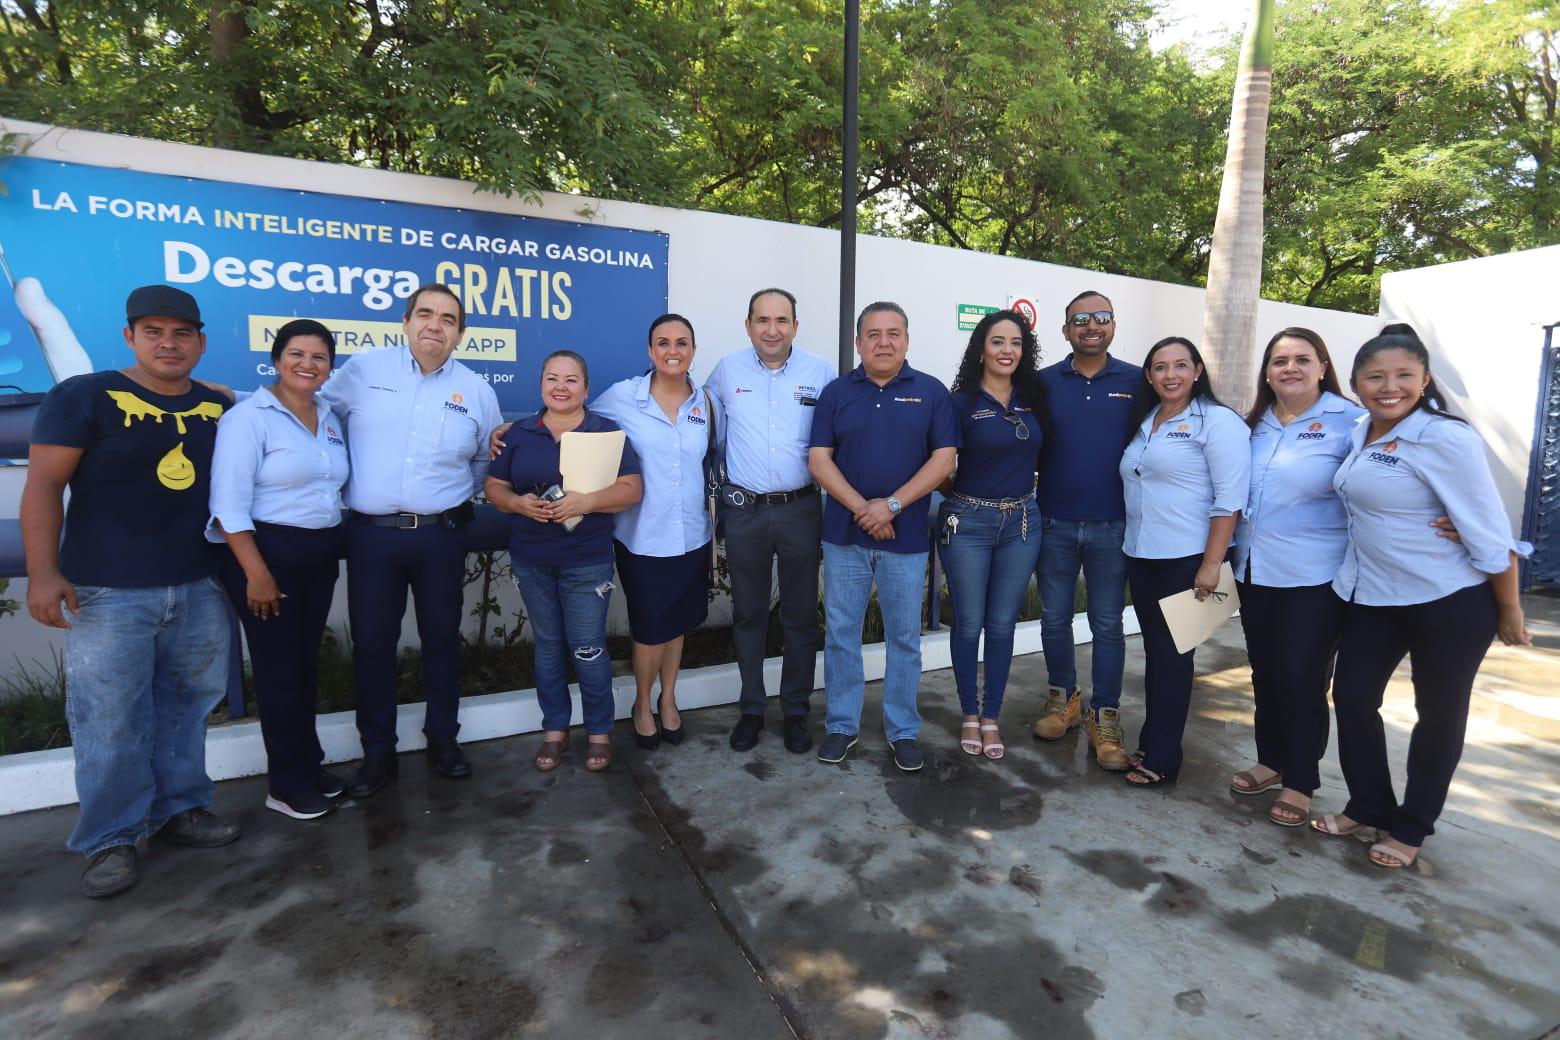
[[218, 522, 344, 799], [1236, 581, 1344, 795], [1126, 553, 1202, 778], [346, 514, 465, 756], [1332, 582, 1496, 846]]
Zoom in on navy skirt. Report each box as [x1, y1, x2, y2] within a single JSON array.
[[614, 540, 710, 644]]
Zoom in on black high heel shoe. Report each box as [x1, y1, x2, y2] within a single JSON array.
[[633, 704, 662, 751], [658, 691, 685, 746]]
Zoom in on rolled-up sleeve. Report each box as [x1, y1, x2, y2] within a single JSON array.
[[1416, 421, 1519, 575], [1203, 408, 1251, 517], [208, 407, 265, 539]]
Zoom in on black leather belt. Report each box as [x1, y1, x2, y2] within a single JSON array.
[[356, 505, 471, 529], [723, 484, 818, 508]]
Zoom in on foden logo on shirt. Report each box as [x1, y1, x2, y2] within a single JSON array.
[[686, 405, 707, 426], [1367, 440, 1400, 466], [326, 425, 345, 447], [1297, 421, 1327, 441], [444, 392, 469, 415], [1166, 422, 1192, 440]]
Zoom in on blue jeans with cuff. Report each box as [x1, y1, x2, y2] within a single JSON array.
[[513, 560, 618, 735]]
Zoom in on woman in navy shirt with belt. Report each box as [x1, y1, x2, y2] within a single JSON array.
[[209, 319, 350, 821], [1119, 336, 1250, 786], [938, 310, 1047, 760], [486, 350, 643, 774], [1311, 332, 1529, 868], [1229, 328, 1365, 826]]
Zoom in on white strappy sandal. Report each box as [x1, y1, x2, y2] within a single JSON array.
[[980, 723, 1005, 761], [960, 719, 982, 756]]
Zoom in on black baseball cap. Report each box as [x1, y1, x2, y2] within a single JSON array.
[[125, 285, 203, 328]]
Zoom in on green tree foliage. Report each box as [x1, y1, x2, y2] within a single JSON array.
[[0, 0, 1554, 312]]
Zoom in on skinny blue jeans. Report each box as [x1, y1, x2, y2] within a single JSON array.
[[938, 498, 1041, 718], [822, 542, 927, 742]]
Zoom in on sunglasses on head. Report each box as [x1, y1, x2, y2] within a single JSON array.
[[1068, 310, 1114, 327]]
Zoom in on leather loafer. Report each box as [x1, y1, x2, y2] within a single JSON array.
[[154, 807, 241, 848], [782, 715, 812, 754], [81, 845, 138, 899], [425, 735, 473, 779], [348, 753, 399, 798], [729, 713, 764, 752]]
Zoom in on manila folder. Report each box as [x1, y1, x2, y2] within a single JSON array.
[[1158, 561, 1239, 655], [559, 430, 627, 494]]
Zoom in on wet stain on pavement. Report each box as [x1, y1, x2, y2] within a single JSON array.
[[742, 761, 776, 782], [1059, 847, 1161, 891]]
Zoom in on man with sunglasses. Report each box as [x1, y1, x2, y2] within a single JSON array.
[[1031, 290, 1141, 771]]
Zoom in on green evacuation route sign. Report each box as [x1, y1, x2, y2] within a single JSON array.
[[957, 303, 998, 331]]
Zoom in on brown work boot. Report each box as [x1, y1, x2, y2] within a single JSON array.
[[1086, 707, 1131, 771], [1031, 686, 1081, 740]]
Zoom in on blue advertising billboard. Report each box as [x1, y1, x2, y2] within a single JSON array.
[[0, 157, 668, 414]]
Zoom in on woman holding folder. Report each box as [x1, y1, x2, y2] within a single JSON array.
[[1228, 328, 1365, 825], [593, 314, 715, 751], [1311, 331, 1529, 868], [1119, 336, 1249, 787], [486, 350, 643, 773]]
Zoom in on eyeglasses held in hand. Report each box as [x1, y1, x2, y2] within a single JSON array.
[[1068, 310, 1114, 326], [1002, 412, 1030, 440]]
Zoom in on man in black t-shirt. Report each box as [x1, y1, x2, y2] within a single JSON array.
[[21, 285, 240, 899]]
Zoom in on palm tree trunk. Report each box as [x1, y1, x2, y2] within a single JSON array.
[[1201, 0, 1275, 413]]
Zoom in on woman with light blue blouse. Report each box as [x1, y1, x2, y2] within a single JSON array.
[[1119, 336, 1250, 787], [209, 319, 350, 821], [1228, 328, 1365, 826], [593, 313, 714, 751], [1310, 331, 1530, 870]]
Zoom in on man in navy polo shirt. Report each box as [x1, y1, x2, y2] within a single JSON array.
[[1033, 290, 1141, 771], [808, 301, 957, 771]]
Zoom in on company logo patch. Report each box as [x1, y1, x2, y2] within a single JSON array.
[[326, 425, 345, 446], [1297, 421, 1327, 440], [970, 408, 998, 420], [1166, 421, 1193, 440], [452, 393, 464, 405], [734, 386, 753, 394], [894, 396, 924, 404], [686, 404, 707, 426], [1366, 441, 1400, 466]]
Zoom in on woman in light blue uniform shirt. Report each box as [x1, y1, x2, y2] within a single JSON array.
[[1229, 328, 1365, 826], [593, 313, 714, 752], [1311, 331, 1530, 869], [1119, 336, 1250, 786]]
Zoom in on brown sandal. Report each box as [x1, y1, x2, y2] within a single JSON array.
[[1230, 769, 1282, 796], [584, 740, 612, 772], [534, 734, 569, 772], [1268, 799, 1309, 827]]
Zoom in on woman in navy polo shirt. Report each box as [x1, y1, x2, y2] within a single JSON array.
[[209, 319, 350, 821], [1311, 332, 1529, 869], [1229, 328, 1365, 826], [486, 350, 643, 773], [939, 310, 1047, 760], [1119, 336, 1250, 787], [593, 314, 714, 751]]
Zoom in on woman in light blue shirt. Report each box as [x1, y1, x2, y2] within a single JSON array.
[[1311, 331, 1530, 869], [209, 319, 350, 821], [1118, 336, 1250, 786], [1228, 328, 1365, 826], [593, 313, 715, 751]]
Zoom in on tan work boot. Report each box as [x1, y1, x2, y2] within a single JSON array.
[[1086, 707, 1131, 771], [1031, 686, 1081, 740]]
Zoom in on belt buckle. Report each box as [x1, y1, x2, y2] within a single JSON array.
[[765, 491, 786, 505], [402, 512, 420, 529]]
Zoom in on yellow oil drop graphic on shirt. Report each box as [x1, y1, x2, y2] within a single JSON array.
[[157, 442, 196, 490]]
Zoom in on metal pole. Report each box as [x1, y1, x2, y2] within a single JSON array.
[[838, 0, 860, 375]]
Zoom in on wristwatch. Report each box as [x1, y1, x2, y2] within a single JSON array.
[[886, 496, 902, 515]]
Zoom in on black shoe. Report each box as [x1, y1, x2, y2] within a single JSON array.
[[265, 790, 334, 820], [348, 753, 399, 798], [633, 706, 662, 750], [316, 770, 349, 799], [154, 807, 241, 848], [782, 716, 812, 754], [425, 736, 473, 779], [816, 732, 858, 764], [658, 693, 685, 745], [729, 713, 764, 752], [81, 845, 138, 899], [890, 739, 925, 772]]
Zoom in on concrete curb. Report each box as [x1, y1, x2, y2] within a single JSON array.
[[0, 608, 1139, 816]]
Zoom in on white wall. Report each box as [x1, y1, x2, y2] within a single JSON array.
[[1378, 245, 1560, 533], [0, 118, 1382, 668]]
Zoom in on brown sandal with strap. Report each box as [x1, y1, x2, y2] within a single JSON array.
[[1268, 798, 1309, 827], [585, 740, 613, 772], [534, 734, 569, 772]]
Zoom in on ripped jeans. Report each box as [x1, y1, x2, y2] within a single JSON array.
[[512, 560, 618, 735]]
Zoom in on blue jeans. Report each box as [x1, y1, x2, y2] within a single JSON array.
[[63, 577, 231, 857], [822, 542, 926, 741], [1036, 518, 1127, 709], [938, 498, 1041, 718], [513, 560, 617, 735]]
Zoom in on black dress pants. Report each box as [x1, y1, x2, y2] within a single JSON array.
[[1126, 553, 1202, 778], [219, 521, 345, 799], [1332, 582, 1497, 846], [724, 493, 822, 718], [1237, 581, 1345, 795]]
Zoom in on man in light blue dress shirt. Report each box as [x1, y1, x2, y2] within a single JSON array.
[[704, 288, 835, 754], [319, 284, 503, 797]]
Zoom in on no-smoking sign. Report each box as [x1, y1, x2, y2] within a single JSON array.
[[1011, 298, 1038, 329]]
